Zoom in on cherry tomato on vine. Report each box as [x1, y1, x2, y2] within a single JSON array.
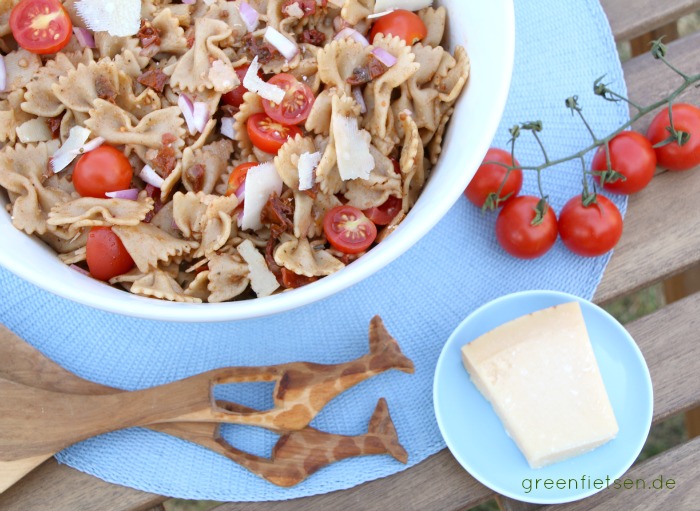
[[591, 131, 656, 194], [247, 113, 302, 155], [558, 195, 623, 257], [225, 162, 258, 198], [323, 205, 377, 254], [86, 227, 135, 282], [10, 0, 72, 54], [646, 103, 700, 171], [72, 145, 134, 198], [363, 195, 402, 226], [495, 196, 558, 259], [262, 74, 315, 126], [222, 65, 260, 108], [369, 10, 427, 45], [465, 148, 523, 208]]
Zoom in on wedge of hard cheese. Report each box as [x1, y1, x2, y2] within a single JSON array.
[[461, 301, 618, 468]]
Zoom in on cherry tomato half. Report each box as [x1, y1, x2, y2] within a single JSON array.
[[592, 131, 657, 195], [363, 195, 402, 226], [646, 103, 700, 171], [10, 0, 72, 55], [226, 162, 258, 198], [323, 205, 378, 254], [495, 196, 558, 259], [247, 113, 302, 155], [222, 65, 260, 108], [370, 9, 427, 45], [262, 74, 315, 126], [558, 195, 623, 257], [465, 148, 523, 208], [86, 227, 135, 282], [72, 145, 134, 198]]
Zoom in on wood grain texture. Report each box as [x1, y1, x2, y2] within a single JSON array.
[[601, 0, 700, 41]]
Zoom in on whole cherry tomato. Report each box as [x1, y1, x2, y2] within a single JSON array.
[[10, 0, 72, 54], [247, 113, 302, 155], [86, 227, 135, 281], [369, 10, 427, 45], [262, 74, 315, 126], [323, 205, 377, 254], [495, 196, 558, 259], [558, 194, 623, 257], [592, 131, 657, 194], [646, 103, 700, 171], [72, 145, 134, 198], [363, 195, 402, 226], [465, 148, 523, 208]]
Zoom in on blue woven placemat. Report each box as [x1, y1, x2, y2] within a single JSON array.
[[0, 0, 629, 501]]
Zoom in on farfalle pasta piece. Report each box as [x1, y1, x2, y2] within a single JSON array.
[[428, 107, 455, 165], [169, 17, 234, 92], [207, 253, 251, 303], [85, 99, 186, 150], [3, 49, 41, 91], [172, 191, 239, 258], [274, 135, 316, 189], [341, 0, 373, 25], [274, 237, 344, 278], [418, 7, 447, 47], [293, 191, 313, 239], [150, 8, 189, 56], [112, 223, 199, 273], [94, 34, 149, 69], [345, 145, 402, 209], [308, 192, 342, 238], [203, 0, 248, 39], [233, 91, 264, 158], [184, 270, 211, 302], [237, 238, 280, 298], [52, 59, 121, 113], [58, 246, 87, 265], [130, 269, 203, 303], [182, 139, 234, 194], [317, 39, 368, 96], [305, 88, 335, 136], [0, 142, 70, 236], [436, 45, 470, 105], [39, 229, 89, 255], [172, 190, 207, 237], [47, 196, 155, 237], [21, 53, 78, 117], [399, 111, 425, 210], [289, 44, 322, 94], [0, 103, 17, 143]]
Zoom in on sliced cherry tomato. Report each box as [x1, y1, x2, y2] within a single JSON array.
[[558, 195, 623, 257], [72, 145, 134, 198], [222, 65, 260, 108], [86, 227, 135, 282], [646, 103, 700, 171], [370, 10, 427, 45], [495, 196, 558, 259], [363, 195, 402, 226], [247, 113, 302, 155], [465, 148, 523, 208], [262, 74, 315, 126], [323, 205, 378, 254], [591, 131, 656, 194], [225, 162, 258, 198], [10, 0, 72, 55]]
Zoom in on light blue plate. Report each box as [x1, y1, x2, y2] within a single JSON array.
[[433, 290, 653, 504]]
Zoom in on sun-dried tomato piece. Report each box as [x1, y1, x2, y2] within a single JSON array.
[[281, 267, 317, 288], [301, 28, 326, 46], [144, 184, 163, 223], [95, 75, 117, 103], [243, 34, 279, 64], [261, 192, 294, 238], [346, 55, 389, 86], [264, 237, 284, 284], [137, 68, 169, 93], [185, 164, 206, 193], [367, 54, 389, 79], [137, 20, 161, 48], [149, 136, 177, 178], [46, 115, 63, 139]]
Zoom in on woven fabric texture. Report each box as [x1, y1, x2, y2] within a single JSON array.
[[0, 0, 629, 501]]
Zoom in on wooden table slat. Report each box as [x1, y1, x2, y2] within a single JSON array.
[[601, 0, 700, 41]]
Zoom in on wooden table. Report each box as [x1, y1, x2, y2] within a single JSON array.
[[2, 1, 700, 510]]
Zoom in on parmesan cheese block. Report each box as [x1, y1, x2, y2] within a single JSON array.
[[461, 302, 618, 469]]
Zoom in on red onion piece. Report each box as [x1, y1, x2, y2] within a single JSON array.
[[105, 188, 139, 200], [192, 102, 211, 133], [352, 86, 367, 114], [236, 180, 246, 201], [334, 27, 370, 47], [70, 264, 91, 276], [139, 164, 164, 188], [182, 0, 196, 3], [178, 94, 197, 135], [0, 54, 6, 92], [73, 27, 96, 48], [264, 27, 299, 61], [239, 1, 260, 32], [372, 47, 398, 67]]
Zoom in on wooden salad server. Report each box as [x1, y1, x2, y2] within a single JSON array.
[[0, 317, 414, 466]]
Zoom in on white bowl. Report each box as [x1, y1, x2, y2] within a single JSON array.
[[0, 0, 514, 322]]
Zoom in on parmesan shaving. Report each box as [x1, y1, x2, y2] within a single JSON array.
[[332, 115, 375, 181], [237, 239, 280, 298], [51, 126, 92, 173], [374, 0, 432, 12], [243, 57, 286, 104], [298, 151, 321, 191], [241, 162, 284, 231], [75, 0, 141, 37]]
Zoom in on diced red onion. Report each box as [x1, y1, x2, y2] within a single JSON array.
[[105, 188, 139, 200], [334, 27, 369, 47], [236, 181, 246, 201], [333, 16, 350, 32], [192, 102, 211, 133], [239, 1, 260, 32], [70, 264, 91, 276], [182, 0, 196, 3], [352, 86, 367, 114], [372, 47, 398, 67], [0, 54, 6, 92], [178, 94, 197, 135], [73, 27, 96, 48], [264, 27, 299, 61], [220, 117, 236, 139], [139, 164, 164, 188]]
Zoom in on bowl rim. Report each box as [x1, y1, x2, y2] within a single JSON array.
[[0, 0, 516, 322]]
